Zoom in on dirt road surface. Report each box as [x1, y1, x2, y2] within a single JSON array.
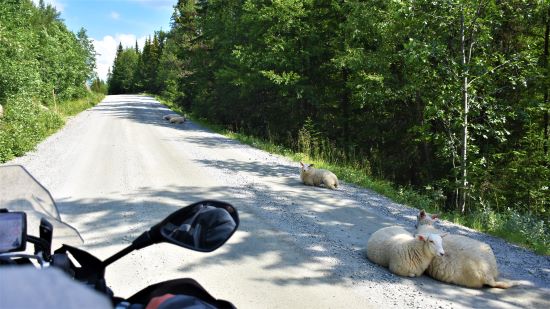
[[7, 95, 550, 308]]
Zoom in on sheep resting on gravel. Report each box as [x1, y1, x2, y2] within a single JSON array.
[[169, 116, 186, 124], [415, 210, 515, 289], [163, 113, 179, 120], [365, 226, 446, 277], [299, 162, 338, 190], [163, 114, 186, 124]]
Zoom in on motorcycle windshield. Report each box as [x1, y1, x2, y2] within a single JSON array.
[[0, 165, 83, 248]]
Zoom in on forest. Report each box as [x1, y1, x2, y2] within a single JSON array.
[[0, 0, 103, 162], [109, 0, 549, 251]]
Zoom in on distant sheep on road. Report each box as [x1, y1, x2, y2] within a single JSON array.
[[169, 116, 186, 124], [163, 113, 186, 124], [163, 114, 179, 120], [299, 162, 338, 190]]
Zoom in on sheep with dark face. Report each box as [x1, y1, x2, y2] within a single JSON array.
[[299, 162, 338, 190], [365, 226, 446, 277], [415, 210, 515, 289]]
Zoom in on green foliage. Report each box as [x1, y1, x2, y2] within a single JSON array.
[[502, 211, 549, 255], [445, 207, 549, 255], [56, 92, 104, 117], [159, 93, 549, 254], [0, 0, 100, 162], [108, 32, 166, 94], [156, 35, 182, 102], [0, 0, 94, 103], [91, 78, 108, 94], [0, 97, 62, 161], [108, 44, 139, 94], [0, 92, 104, 163], [131, 0, 549, 252], [76, 27, 97, 83]]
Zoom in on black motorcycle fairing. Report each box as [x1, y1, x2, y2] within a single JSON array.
[[53, 244, 112, 296], [126, 278, 236, 309]]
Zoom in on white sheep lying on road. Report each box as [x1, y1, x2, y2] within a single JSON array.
[[169, 116, 186, 124], [163, 114, 186, 123], [415, 210, 514, 289], [365, 226, 446, 277], [299, 162, 338, 190], [163, 114, 180, 121]]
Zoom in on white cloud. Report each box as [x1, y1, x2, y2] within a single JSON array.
[[92, 34, 146, 81], [31, 0, 64, 12], [110, 11, 120, 20]]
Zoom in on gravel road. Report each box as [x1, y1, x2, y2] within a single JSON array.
[[6, 95, 550, 308]]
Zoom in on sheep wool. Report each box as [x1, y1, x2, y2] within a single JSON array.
[[415, 210, 514, 289], [169, 116, 186, 124], [163, 114, 180, 121], [299, 162, 339, 190], [365, 226, 445, 277]]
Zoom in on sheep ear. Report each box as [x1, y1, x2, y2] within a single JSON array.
[[416, 234, 426, 241], [440, 233, 448, 238], [300, 162, 304, 167], [419, 210, 426, 218]]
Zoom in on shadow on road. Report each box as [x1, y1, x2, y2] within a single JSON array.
[[51, 94, 549, 309], [55, 181, 548, 309], [91, 95, 210, 135]]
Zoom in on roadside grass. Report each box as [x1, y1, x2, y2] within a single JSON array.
[[0, 92, 104, 163], [154, 95, 549, 255], [153, 94, 186, 116], [56, 92, 104, 117]]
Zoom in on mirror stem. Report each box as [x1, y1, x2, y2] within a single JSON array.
[[102, 231, 152, 267], [102, 244, 135, 268]]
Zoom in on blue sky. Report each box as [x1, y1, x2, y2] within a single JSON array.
[[35, 0, 177, 80]]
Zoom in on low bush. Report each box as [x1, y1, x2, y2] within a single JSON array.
[[0, 92, 104, 163], [0, 97, 63, 161]]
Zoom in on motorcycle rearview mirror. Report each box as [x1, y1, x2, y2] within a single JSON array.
[[103, 200, 239, 267], [154, 200, 239, 252]]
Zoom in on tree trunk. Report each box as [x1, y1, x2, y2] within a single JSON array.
[[461, 80, 469, 213], [52, 88, 57, 112], [415, 93, 432, 183], [543, 6, 550, 156], [460, 11, 469, 214], [341, 67, 351, 148]]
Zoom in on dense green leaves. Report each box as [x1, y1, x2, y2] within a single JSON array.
[[0, 0, 96, 103], [108, 32, 166, 94], [109, 43, 139, 94], [0, 0, 100, 162], [126, 0, 549, 222]]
